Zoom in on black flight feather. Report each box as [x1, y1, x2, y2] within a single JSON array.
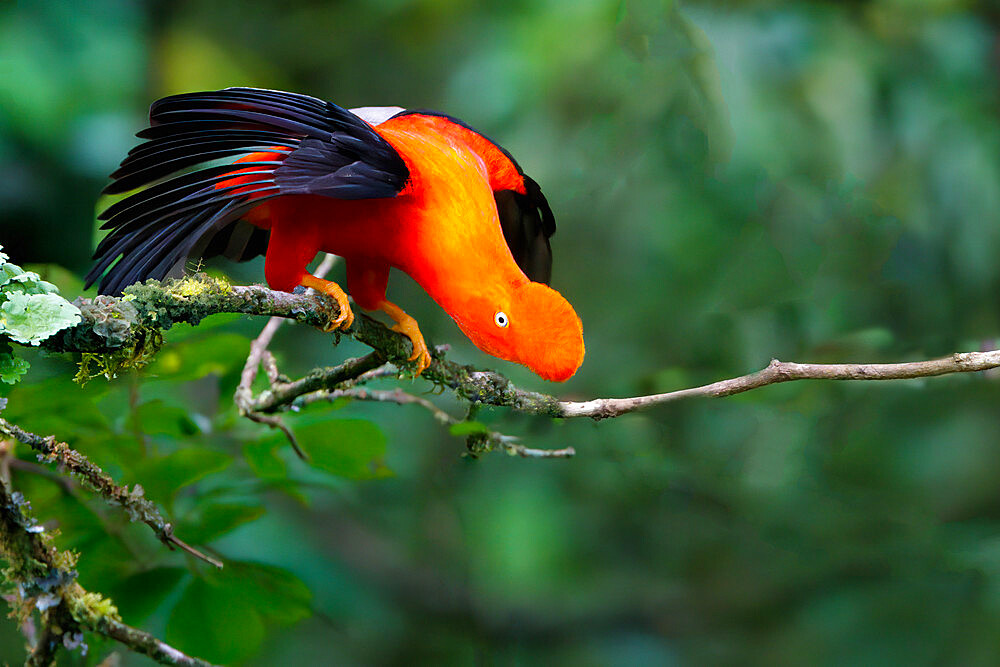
[[87, 87, 409, 295]]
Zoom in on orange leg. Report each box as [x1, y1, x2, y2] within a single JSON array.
[[375, 299, 431, 375], [300, 274, 355, 331]]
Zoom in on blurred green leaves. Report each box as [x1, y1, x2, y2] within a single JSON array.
[[0, 0, 145, 154], [135, 449, 233, 506], [177, 503, 266, 545], [146, 332, 250, 381], [293, 420, 390, 480], [166, 562, 311, 664], [5, 0, 1000, 665]]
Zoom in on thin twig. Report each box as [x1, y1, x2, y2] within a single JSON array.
[[0, 417, 221, 568], [303, 388, 574, 458], [255, 353, 386, 413], [243, 410, 306, 460], [236, 247, 339, 392], [300, 387, 454, 421], [159, 524, 223, 569], [556, 352, 1000, 419], [508, 444, 577, 458], [233, 255, 341, 458]]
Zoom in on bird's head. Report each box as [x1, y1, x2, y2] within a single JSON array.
[[454, 281, 584, 382]]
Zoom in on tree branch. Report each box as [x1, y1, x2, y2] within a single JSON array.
[[34, 276, 1000, 428], [555, 352, 1000, 419], [301, 387, 575, 458], [0, 482, 218, 666], [0, 417, 221, 568]]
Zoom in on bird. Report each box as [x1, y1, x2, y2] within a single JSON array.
[[85, 87, 584, 381]]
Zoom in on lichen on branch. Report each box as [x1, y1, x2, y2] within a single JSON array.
[[0, 482, 218, 666], [0, 417, 221, 568]]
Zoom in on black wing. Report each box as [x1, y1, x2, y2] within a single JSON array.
[[87, 87, 409, 295], [494, 175, 554, 285]]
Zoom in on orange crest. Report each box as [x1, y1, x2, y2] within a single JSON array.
[[509, 282, 585, 382]]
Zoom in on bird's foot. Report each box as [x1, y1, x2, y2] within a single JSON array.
[[377, 300, 432, 375], [300, 275, 355, 331]]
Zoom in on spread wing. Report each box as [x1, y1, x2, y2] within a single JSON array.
[[87, 87, 409, 295]]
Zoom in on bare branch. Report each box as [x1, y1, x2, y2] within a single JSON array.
[[556, 352, 1000, 419], [237, 253, 341, 396], [508, 444, 577, 458], [97, 615, 218, 667], [233, 255, 353, 458], [303, 387, 574, 458], [253, 353, 387, 413]]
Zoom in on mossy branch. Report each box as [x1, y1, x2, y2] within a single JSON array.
[[37, 275, 1000, 429], [0, 482, 218, 666], [0, 417, 221, 568]]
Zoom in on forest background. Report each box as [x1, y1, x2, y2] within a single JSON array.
[[3, 0, 1000, 664]]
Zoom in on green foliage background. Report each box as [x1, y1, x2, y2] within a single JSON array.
[[3, 0, 1000, 664]]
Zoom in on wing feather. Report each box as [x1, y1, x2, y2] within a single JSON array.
[[87, 87, 409, 294]]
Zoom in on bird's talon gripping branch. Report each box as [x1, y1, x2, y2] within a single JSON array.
[[377, 300, 432, 375], [300, 275, 355, 331]]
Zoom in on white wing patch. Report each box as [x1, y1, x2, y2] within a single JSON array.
[[349, 106, 406, 126]]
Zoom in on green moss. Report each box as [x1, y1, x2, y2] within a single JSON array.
[[167, 273, 233, 298], [67, 586, 121, 627], [75, 327, 162, 384], [123, 274, 237, 330]]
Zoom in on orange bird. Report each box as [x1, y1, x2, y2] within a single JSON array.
[[86, 88, 584, 381]]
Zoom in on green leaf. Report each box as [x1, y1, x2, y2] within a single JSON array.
[[296, 419, 390, 480], [111, 568, 188, 624], [0, 292, 81, 345], [164, 562, 312, 663], [177, 502, 265, 545], [225, 561, 312, 626], [135, 448, 232, 503], [166, 576, 265, 665], [0, 341, 29, 384], [243, 440, 286, 480], [449, 421, 490, 436], [145, 333, 248, 382], [129, 399, 200, 439]]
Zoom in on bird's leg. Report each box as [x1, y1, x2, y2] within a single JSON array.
[[300, 274, 355, 331], [374, 299, 432, 375]]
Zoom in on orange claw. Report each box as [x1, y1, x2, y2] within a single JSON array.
[[375, 299, 432, 375], [300, 274, 355, 331]]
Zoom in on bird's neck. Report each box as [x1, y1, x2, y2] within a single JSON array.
[[377, 123, 529, 315]]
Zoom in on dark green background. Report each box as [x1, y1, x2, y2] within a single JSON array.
[[3, 0, 1000, 664]]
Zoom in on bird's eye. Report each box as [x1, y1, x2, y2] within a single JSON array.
[[494, 311, 509, 328]]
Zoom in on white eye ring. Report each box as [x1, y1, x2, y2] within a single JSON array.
[[494, 311, 509, 328]]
